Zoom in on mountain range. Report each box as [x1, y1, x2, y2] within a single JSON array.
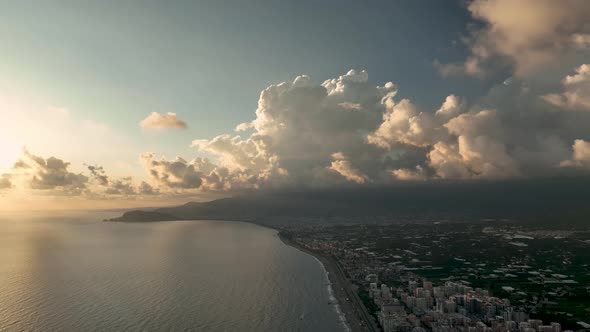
[[107, 178, 590, 227]]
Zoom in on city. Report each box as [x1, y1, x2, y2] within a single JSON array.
[[2, 1, 590, 330], [279, 220, 590, 332]]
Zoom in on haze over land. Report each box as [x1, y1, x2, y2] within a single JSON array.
[[109, 178, 590, 226]]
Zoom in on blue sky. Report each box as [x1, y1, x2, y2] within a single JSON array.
[[1, 0, 590, 209], [0, 1, 484, 151]]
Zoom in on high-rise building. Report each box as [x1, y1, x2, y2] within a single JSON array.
[[416, 297, 427, 310], [433, 287, 444, 299], [513, 311, 528, 323], [435, 302, 444, 313], [506, 321, 517, 331], [529, 319, 543, 331], [519, 322, 530, 332], [382, 284, 392, 300], [409, 280, 418, 292], [366, 274, 378, 283], [415, 287, 425, 298], [444, 300, 456, 313]]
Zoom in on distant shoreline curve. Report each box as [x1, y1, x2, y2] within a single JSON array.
[[108, 216, 357, 331], [275, 231, 353, 332], [271, 224, 384, 332]]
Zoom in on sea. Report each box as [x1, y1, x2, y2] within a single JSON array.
[[0, 212, 347, 331]]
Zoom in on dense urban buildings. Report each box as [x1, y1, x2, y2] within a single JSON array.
[[279, 221, 590, 332]]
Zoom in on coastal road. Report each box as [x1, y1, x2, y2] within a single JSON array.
[[278, 234, 379, 332], [325, 256, 380, 332]]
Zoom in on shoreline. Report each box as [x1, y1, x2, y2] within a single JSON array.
[[108, 218, 378, 331], [277, 233, 352, 332], [276, 231, 379, 332]]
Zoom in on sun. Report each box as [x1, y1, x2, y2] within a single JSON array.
[[0, 133, 22, 172]]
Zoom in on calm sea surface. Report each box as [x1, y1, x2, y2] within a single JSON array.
[[0, 213, 345, 331]]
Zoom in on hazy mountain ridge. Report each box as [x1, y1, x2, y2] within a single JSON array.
[[107, 210, 181, 222], [106, 179, 590, 226]]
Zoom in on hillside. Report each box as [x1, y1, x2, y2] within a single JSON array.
[[106, 179, 590, 226]]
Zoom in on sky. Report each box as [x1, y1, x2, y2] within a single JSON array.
[[1, 0, 590, 210]]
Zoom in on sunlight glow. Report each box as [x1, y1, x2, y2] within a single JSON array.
[[0, 133, 21, 172]]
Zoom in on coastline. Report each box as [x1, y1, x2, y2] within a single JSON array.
[[277, 231, 379, 332], [107, 217, 377, 332]]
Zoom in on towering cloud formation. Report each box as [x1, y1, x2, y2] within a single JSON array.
[[368, 99, 443, 149], [437, 0, 590, 77], [4, 64, 589, 199], [421, 110, 517, 179], [140, 112, 188, 129], [185, 70, 395, 188], [131, 68, 581, 192]]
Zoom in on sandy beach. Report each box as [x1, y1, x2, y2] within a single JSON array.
[[278, 233, 380, 332]]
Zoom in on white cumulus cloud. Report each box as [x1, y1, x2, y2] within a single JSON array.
[[560, 139, 590, 168], [543, 64, 590, 111], [153, 68, 590, 189], [140, 112, 188, 129], [328, 152, 368, 184], [437, 0, 590, 77]]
